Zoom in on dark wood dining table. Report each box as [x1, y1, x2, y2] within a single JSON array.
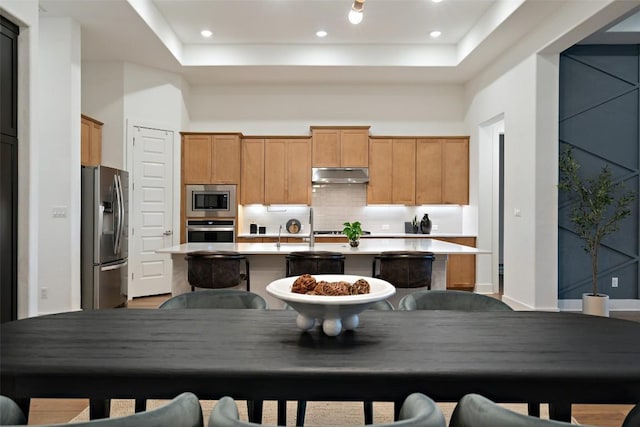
[[1, 309, 639, 423]]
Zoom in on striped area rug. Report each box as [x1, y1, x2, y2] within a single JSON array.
[[71, 399, 580, 425]]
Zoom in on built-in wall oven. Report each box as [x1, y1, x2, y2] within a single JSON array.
[[186, 219, 236, 243], [186, 184, 236, 218]]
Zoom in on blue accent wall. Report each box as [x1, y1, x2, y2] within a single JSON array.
[[558, 45, 640, 300]]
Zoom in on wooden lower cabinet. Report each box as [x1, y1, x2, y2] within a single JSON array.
[[434, 237, 476, 291]]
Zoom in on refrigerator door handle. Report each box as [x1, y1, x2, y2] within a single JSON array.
[[113, 174, 124, 254], [117, 174, 125, 252], [112, 174, 119, 253], [101, 260, 128, 272]]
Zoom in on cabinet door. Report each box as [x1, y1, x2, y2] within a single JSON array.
[[183, 135, 212, 184], [312, 129, 340, 167], [438, 237, 476, 290], [286, 139, 311, 204], [442, 138, 469, 205], [367, 139, 393, 204], [241, 138, 265, 204], [212, 135, 241, 183], [264, 139, 287, 204], [416, 139, 443, 204], [89, 121, 102, 166], [391, 139, 416, 205], [81, 118, 91, 166], [340, 128, 369, 167], [81, 116, 102, 166]]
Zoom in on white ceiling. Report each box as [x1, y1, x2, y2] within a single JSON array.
[[37, 0, 640, 85]]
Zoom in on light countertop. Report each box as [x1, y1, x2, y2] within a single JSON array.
[[237, 233, 476, 239], [158, 238, 488, 255]]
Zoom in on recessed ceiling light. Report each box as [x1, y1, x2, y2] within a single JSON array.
[[316, 30, 328, 38], [432, 0, 443, 3], [430, 30, 442, 38], [201, 29, 213, 38]]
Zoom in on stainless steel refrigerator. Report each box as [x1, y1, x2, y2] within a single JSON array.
[[81, 165, 128, 309]]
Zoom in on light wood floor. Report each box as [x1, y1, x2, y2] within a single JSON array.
[[27, 294, 638, 426]]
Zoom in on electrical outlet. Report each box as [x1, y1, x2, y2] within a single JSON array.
[[51, 206, 67, 218], [612, 277, 619, 288], [432, 224, 439, 231], [40, 287, 48, 299]]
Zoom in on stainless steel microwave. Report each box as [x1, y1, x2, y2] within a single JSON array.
[[186, 184, 237, 218]]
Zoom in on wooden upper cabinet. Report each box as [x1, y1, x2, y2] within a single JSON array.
[[241, 138, 265, 205], [391, 139, 416, 205], [286, 139, 312, 204], [367, 138, 415, 204], [311, 127, 369, 167], [182, 133, 241, 184], [367, 139, 393, 204], [442, 138, 469, 204], [416, 139, 443, 204], [81, 115, 102, 166], [416, 137, 469, 205], [264, 138, 311, 205]]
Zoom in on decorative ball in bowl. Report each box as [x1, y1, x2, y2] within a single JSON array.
[[266, 274, 396, 336]]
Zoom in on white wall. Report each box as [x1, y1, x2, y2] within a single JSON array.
[[37, 17, 82, 314], [187, 83, 467, 136], [81, 62, 125, 169]]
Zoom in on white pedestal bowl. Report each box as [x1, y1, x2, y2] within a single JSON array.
[[266, 274, 396, 336]]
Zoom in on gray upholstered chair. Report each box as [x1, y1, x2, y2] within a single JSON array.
[[623, 403, 640, 427], [159, 289, 267, 309], [0, 395, 27, 425], [0, 392, 203, 427], [208, 393, 446, 427], [135, 291, 266, 416], [398, 289, 513, 311], [449, 393, 597, 427]]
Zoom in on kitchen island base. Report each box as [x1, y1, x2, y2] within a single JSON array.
[[169, 252, 447, 308]]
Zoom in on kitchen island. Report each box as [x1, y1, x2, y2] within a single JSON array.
[[158, 238, 488, 308]]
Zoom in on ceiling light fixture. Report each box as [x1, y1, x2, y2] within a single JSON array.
[[200, 29, 213, 38], [430, 30, 442, 38], [348, 0, 365, 25], [432, 0, 443, 3], [316, 30, 328, 38]]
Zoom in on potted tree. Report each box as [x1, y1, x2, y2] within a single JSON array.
[[343, 221, 363, 247], [558, 147, 636, 316]]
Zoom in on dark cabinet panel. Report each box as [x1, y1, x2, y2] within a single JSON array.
[[0, 16, 18, 323], [1, 16, 19, 138]]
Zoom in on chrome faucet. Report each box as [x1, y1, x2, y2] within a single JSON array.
[[309, 207, 315, 247], [277, 224, 282, 248]]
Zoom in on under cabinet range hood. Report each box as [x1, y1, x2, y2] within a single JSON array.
[[312, 167, 369, 184]]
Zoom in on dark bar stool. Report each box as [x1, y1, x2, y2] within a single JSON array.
[[185, 250, 250, 291], [285, 251, 345, 277], [372, 251, 435, 289]]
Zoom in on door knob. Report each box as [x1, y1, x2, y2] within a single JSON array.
[[163, 230, 173, 236]]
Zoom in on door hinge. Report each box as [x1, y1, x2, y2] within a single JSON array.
[[131, 272, 134, 280], [133, 136, 136, 146], [132, 228, 134, 236]]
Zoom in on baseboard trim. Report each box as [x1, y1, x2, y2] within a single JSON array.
[[474, 282, 494, 294], [558, 299, 640, 312]]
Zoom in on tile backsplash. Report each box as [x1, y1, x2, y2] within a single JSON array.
[[239, 184, 467, 234]]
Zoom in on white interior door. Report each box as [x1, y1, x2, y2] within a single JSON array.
[[129, 126, 174, 298]]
